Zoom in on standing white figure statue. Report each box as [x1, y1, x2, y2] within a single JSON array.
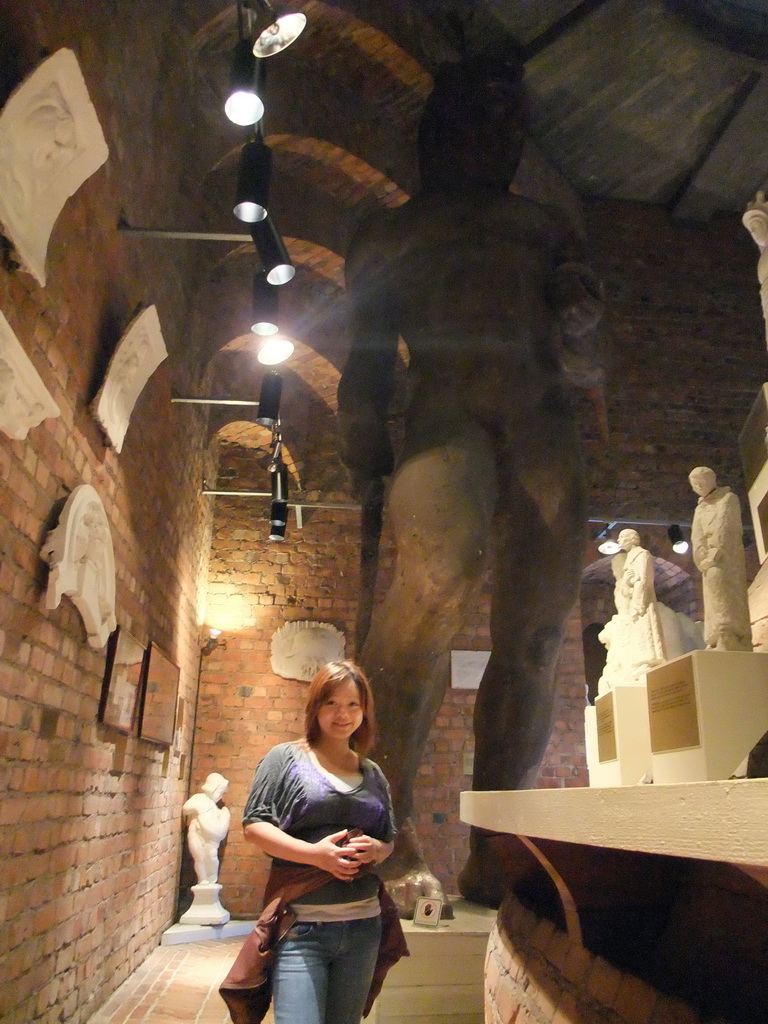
[[597, 551, 635, 693], [183, 773, 231, 884], [616, 529, 667, 674], [689, 467, 752, 652], [742, 191, 768, 348]]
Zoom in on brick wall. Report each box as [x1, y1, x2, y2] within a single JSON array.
[[485, 895, 701, 1024], [0, 4, 216, 1022]]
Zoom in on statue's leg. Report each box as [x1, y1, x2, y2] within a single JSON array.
[[458, 396, 586, 906], [361, 415, 496, 915]]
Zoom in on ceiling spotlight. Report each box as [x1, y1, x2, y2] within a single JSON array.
[[225, 38, 264, 126], [256, 370, 282, 426], [258, 336, 294, 365], [251, 1, 306, 57], [251, 271, 279, 335], [251, 216, 295, 285], [596, 522, 621, 555], [234, 138, 272, 222], [270, 498, 288, 527], [668, 524, 689, 554], [268, 520, 287, 542], [271, 462, 289, 503]]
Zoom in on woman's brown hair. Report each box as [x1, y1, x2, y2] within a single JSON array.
[[304, 660, 376, 758]]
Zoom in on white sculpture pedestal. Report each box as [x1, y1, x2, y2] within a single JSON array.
[[585, 685, 652, 788], [179, 883, 230, 926], [648, 650, 768, 784]]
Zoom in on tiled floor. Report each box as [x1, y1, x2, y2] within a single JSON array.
[[86, 938, 274, 1024]]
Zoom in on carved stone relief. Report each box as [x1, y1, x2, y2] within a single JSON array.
[[92, 305, 167, 452], [270, 621, 345, 681], [0, 48, 109, 286], [0, 309, 60, 438], [743, 192, 768, 348], [42, 484, 116, 649]]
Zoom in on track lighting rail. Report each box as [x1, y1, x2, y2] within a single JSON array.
[[119, 225, 251, 242]]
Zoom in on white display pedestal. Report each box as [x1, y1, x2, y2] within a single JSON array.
[[648, 650, 768, 784], [178, 882, 230, 926], [585, 685, 652, 788]]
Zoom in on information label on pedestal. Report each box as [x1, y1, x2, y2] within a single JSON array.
[[648, 659, 700, 752], [596, 692, 617, 762]]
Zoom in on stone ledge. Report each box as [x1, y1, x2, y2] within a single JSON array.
[[461, 778, 768, 870]]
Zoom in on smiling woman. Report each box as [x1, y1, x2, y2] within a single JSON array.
[[238, 660, 403, 1024]]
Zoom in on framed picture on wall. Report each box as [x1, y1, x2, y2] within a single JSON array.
[[98, 626, 145, 734], [138, 641, 180, 746]]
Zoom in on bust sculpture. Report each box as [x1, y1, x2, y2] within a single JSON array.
[[689, 467, 752, 652], [182, 772, 231, 885]]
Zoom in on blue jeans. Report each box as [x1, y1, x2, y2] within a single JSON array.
[[272, 915, 382, 1024]]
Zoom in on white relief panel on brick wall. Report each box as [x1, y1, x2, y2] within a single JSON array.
[[92, 305, 167, 452], [42, 484, 117, 649], [0, 309, 60, 439], [743, 191, 768, 348], [271, 621, 345, 681], [0, 48, 109, 286]]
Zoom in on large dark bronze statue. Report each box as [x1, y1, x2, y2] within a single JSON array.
[[338, 56, 604, 912]]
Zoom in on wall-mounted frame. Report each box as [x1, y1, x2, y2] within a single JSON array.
[[98, 626, 145, 734], [138, 641, 180, 746]]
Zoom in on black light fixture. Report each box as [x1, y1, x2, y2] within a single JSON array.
[[224, 37, 264, 126], [251, 0, 306, 57], [234, 136, 272, 222], [268, 519, 287, 542], [668, 524, 689, 554], [250, 216, 295, 285], [256, 370, 282, 426], [270, 499, 288, 527], [271, 462, 289, 503], [251, 271, 279, 334]]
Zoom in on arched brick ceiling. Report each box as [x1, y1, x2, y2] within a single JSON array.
[[187, 0, 431, 198], [268, 136, 409, 209], [192, 242, 347, 373], [201, 137, 408, 258]]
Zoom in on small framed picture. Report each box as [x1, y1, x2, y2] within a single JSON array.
[[98, 626, 145, 734], [413, 896, 443, 928], [138, 641, 180, 746]]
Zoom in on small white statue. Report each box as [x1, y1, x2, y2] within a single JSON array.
[[689, 467, 752, 652], [616, 529, 667, 674], [183, 773, 231, 885], [742, 191, 768, 347], [597, 534, 706, 695]]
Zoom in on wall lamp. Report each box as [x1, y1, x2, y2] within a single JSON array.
[[250, 216, 295, 284], [225, 37, 264, 126], [250, 0, 307, 57], [201, 628, 227, 656], [234, 137, 272, 222], [256, 370, 282, 426], [595, 523, 621, 555], [668, 524, 689, 554], [251, 271, 279, 335]]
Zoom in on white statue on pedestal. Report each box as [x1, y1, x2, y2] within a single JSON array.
[[689, 467, 752, 652], [598, 531, 667, 694], [742, 191, 768, 348], [180, 773, 231, 926], [597, 552, 637, 693], [597, 540, 705, 696], [618, 529, 668, 672]]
